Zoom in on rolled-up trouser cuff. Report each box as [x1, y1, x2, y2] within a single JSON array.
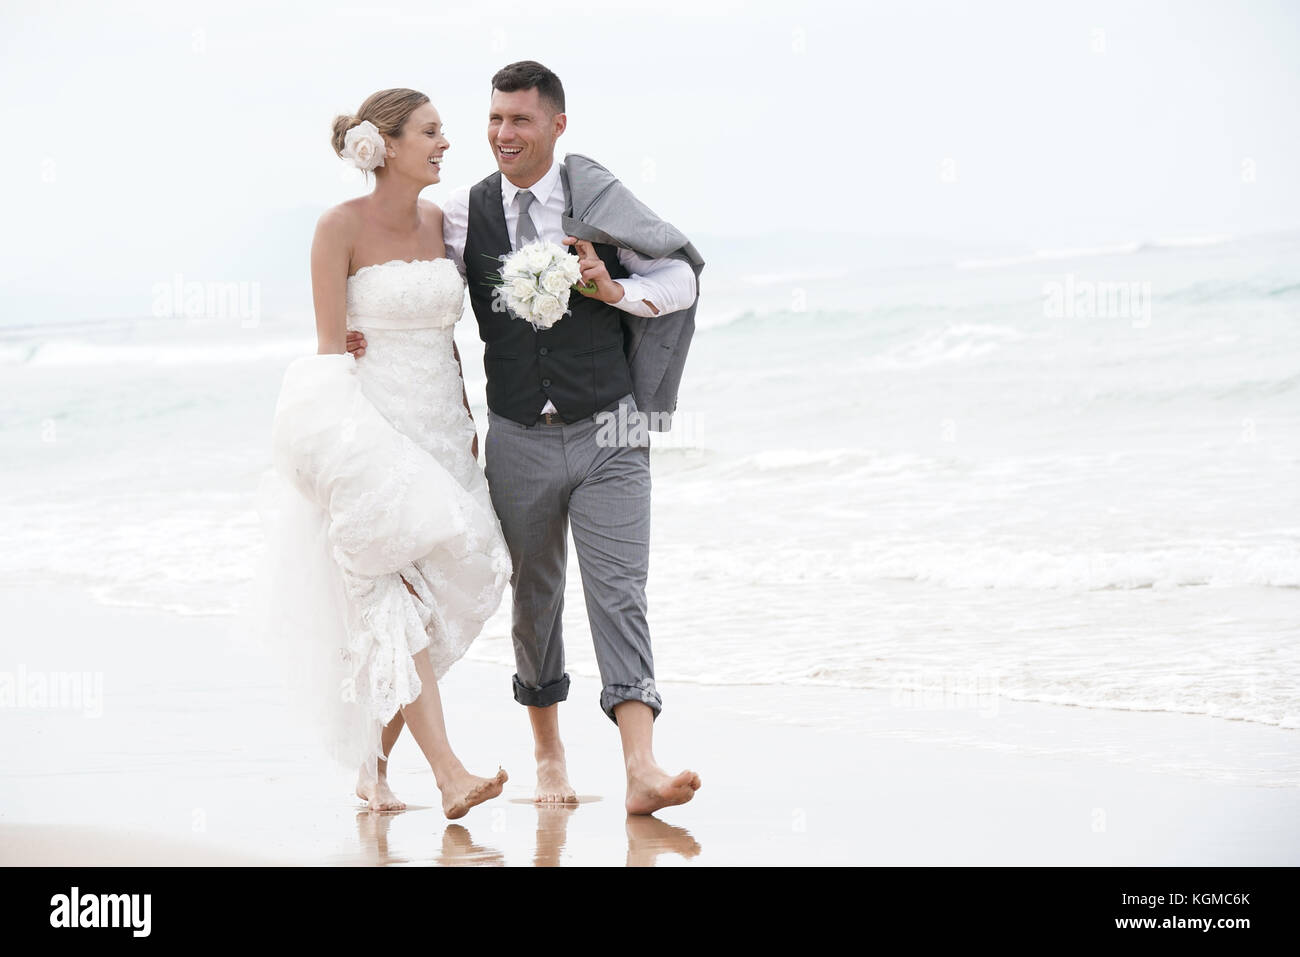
[[601, 678, 662, 724], [513, 672, 570, 708]]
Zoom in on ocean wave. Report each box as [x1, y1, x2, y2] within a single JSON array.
[[865, 321, 1025, 369], [1, 337, 313, 367], [778, 672, 1300, 734], [1161, 276, 1300, 304], [464, 644, 1300, 736], [695, 305, 869, 332], [660, 541, 1300, 591], [724, 447, 950, 477], [955, 235, 1235, 270], [739, 267, 851, 287], [703, 310, 1028, 368], [1147, 234, 1236, 249], [1080, 370, 1300, 403], [856, 542, 1300, 590], [695, 306, 758, 331], [956, 242, 1142, 270]]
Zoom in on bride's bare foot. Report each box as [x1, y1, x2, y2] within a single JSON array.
[[356, 769, 406, 812], [441, 766, 508, 820], [625, 762, 701, 815], [535, 747, 578, 803]]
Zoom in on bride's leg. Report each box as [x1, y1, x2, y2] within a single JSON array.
[[396, 576, 508, 819], [356, 711, 407, 811], [356, 582, 412, 810], [381, 710, 405, 759]]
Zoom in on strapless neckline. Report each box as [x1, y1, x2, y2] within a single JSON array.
[[345, 255, 465, 331], [349, 257, 453, 280]]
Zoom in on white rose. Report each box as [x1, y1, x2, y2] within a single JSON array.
[[501, 248, 530, 277], [523, 243, 553, 274], [559, 255, 583, 284], [509, 277, 537, 301], [342, 120, 386, 171], [540, 266, 571, 296], [532, 294, 565, 327]]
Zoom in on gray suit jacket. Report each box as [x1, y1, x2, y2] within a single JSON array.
[[558, 153, 703, 431]]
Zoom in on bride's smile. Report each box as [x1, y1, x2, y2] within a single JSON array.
[[381, 101, 450, 187]]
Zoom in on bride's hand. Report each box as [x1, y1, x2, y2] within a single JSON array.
[[346, 330, 367, 358]]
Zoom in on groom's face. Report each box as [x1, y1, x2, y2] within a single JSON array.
[[488, 87, 565, 186]]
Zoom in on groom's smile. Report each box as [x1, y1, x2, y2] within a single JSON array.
[[488, 87, 566, 187]]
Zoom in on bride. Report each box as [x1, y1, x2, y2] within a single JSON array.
[[257, 88, 511, 818]]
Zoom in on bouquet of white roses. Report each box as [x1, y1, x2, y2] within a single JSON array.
[[486, 240, 597, 330]]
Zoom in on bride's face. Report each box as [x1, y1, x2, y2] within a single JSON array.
[[488, 87, 565, 185], [383, 103, 449, 186]]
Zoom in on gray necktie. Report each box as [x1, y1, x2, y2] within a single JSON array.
[[514, 189, 538, 248]]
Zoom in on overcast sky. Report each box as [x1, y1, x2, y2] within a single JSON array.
[[3, 0, 1298, 318]]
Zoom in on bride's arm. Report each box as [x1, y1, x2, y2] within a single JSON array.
[[311, 206, 354, 355], [453, 341, 478, 460]]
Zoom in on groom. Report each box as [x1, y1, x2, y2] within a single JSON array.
[[351, 61, 702, 814]]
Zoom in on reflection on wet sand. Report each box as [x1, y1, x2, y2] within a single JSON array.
[[348, 797, 702, 866], [531, 804, 702, 867], [435, 824, 505, 866], [625, 815, 702, 867], [353, 806, 412, 866], [533, 804, 577, 866], [352, 807, 505, 866]]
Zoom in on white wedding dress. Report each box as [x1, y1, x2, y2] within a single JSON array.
[[251, 258, 511, 782]]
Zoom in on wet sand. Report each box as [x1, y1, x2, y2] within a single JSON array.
[[1, 584, 1297, 866]]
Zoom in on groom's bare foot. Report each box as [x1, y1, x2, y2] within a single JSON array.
[[356, 769, 406, 812], [441, 766, 508, 820], [535, 747, 578, 803], [625, 761, 701, 815]]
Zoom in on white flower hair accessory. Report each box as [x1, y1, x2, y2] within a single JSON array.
[[342, 120, 386, 171]]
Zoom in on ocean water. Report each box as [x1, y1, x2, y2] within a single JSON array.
[[2, 231, 1298, 731]]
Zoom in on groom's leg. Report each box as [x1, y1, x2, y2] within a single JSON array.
[[483, 411, 571, 708], [565, 394, 660, 723], [567, 395, 699, 813]]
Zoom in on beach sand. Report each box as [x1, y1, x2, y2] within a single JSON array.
[[1, 583, 1297, 866]]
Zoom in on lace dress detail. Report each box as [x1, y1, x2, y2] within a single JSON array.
[[265, 258, 511, 782]]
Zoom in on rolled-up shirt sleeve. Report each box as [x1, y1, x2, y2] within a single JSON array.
[[441, 186, 471, 280], [612, 247, 697, 317]]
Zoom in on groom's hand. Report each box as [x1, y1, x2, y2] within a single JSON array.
[[564, 237, 625, 305], [346, 330, 367, 358]]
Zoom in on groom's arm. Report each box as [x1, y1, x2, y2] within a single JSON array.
[[611, 247, 697, 317], [441, 185, 470, 280], [566, 238, 696, 317]]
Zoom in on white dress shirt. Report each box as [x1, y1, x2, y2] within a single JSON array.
[[442, 156, 697, 416]]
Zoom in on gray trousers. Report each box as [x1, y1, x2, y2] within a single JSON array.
[[483, 392, 661, 723]]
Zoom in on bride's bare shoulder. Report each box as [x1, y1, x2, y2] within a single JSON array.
[[418, 199, 445, 249], [315, 198, 365, 239]]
